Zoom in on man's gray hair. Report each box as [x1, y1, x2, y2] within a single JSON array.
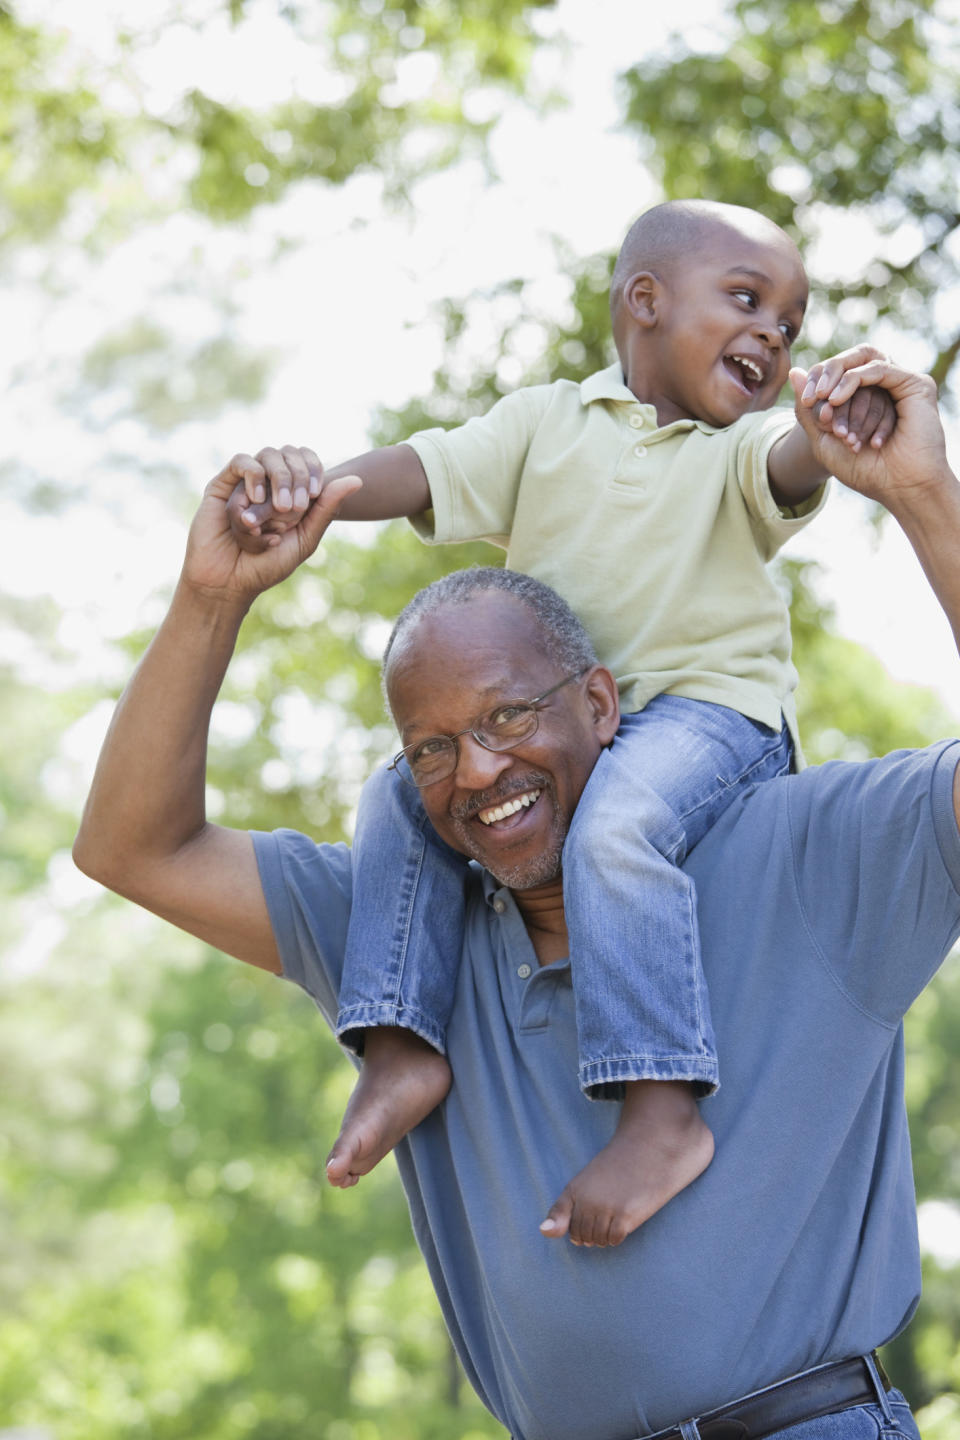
[[382, 566, 598, 705]]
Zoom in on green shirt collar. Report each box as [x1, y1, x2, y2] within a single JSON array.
[[579, 361, 721, 436]]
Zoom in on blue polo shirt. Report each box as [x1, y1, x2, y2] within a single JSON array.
[[253, 741, 960, 1440]]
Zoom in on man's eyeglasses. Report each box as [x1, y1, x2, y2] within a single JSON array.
[[388, 669, 588, 788]]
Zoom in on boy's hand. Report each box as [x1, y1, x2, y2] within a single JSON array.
[[225, 445, 327, 553], [798, 344, 897, 453]]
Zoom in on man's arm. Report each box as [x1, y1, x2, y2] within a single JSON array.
[[767, 344, 897, 507], [72, 454, 362, 972], [788, 358, 960, 826]]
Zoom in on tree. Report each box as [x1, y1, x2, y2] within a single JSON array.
[[4, 0, 960, 1431]]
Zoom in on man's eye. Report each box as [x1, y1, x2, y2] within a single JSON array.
[[488, 703, 530, 728], [411, 737, 449, 761]]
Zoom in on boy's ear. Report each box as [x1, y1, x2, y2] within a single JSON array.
[[623, 271, 660, 329]]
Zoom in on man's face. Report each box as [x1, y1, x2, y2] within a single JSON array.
[[636, 220, 808, 428], [386, 593, 617, 893]]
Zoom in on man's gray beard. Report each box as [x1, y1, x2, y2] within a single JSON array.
[[476, 818, 567, 891]]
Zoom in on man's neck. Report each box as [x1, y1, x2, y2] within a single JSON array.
[[511, 878, 569, 967]]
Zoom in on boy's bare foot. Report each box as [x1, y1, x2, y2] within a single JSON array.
[[326, 1027, 452, 1188], [539, 1080, 714, 1246]]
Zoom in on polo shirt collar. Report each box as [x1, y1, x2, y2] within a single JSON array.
[[578, 360, 721, 436]]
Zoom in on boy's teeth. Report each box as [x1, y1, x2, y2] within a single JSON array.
[[731, 355, 763, 382], [478, 789, 541, 825]]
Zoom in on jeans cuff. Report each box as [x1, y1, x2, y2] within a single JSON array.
[[335, 1002, 447, 1058], [579, 1054, 719, 1101]]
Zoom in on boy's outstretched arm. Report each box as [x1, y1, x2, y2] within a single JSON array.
[[226, 442, 431, 549], [767, 343, 897, 508]]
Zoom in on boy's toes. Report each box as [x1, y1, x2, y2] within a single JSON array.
[[325, 1132, 364, 1187], [540, 1190, 574, 1240]]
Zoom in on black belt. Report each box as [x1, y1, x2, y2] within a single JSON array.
[[640, 1353, 895, 1440]]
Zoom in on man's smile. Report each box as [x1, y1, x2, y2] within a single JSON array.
[[477, 787, 542, 826]]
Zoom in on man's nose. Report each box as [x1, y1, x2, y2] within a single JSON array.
[[453, 733, 515, 789]]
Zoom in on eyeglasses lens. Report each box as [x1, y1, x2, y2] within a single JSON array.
[[403, 702, 539, 787]]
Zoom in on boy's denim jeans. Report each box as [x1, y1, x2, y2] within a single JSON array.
[[336, 695, 793, 1097]]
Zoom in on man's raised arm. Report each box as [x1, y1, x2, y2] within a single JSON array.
[[72, 454, 361, 972], [791, 360, 960, 826]]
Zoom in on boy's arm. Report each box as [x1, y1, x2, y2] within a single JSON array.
[[226, 442, 431, 548], [767, 344, 898, 508]]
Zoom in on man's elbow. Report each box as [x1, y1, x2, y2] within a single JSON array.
[[72, 822, 126, 894], [72, 812, 157, 900]]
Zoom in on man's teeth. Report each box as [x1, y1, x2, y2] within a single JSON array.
[[730, 355, 763, 383], [478, 789, 541, 825]]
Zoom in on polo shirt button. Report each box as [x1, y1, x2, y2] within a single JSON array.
[[493, 897, 506, 914], [634, 443, 647, 457], [629, 413, 644, 429], [517, 964, 532, 979]]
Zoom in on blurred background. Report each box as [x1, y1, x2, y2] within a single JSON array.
[[2, 0, 960, 1435]]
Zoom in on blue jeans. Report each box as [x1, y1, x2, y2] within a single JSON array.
[[641, 1386, 918, 1440], [336, 696, 793, 1096], [699, 1390, 919, 1440]]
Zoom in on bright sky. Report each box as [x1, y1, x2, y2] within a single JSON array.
[[5, 0, 960, 1262]]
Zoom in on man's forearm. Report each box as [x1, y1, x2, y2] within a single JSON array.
[[73, 583, 249, 892], [885, 471, 960, 655]]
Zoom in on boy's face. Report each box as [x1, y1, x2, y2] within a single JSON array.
[[632, 222, 808, 428]]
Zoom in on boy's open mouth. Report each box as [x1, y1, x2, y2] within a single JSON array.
[[723, 353, 765, 396]]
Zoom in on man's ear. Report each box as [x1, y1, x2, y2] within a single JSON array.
[[623, 271, 660, 329], [584, 666, 620, 745]]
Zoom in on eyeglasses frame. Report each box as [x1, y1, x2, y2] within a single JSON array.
[[387, 667, 590, 788]]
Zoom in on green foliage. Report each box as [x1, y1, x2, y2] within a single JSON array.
[[0, 0, 560, 244], [0, 7, 122, 242], [5, 0, 960, 1430]]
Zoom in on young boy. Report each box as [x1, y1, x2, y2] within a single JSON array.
[[231, 199, 896, 1248]]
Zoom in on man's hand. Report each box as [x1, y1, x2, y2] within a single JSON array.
[[184, 450, 362, 603], [799, 344, 898, 453], [222, 444, 324, 552], [789, 359, 946, 509]]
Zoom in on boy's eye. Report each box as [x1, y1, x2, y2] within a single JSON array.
[[779, 322, 796, 343], [732, 288, 758, 308]]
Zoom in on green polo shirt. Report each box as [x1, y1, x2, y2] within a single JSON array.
[[408, 362, 827, 745]]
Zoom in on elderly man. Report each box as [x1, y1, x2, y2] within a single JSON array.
[[75, 359, 960, 1440]]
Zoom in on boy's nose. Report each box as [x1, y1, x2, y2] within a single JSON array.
[[752, 312, 782, 349]]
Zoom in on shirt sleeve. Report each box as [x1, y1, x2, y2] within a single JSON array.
[[251, 828, 354, 1029], [734, 409, 830, 561], [786, 740, 960, 1024], [405, 385, 550, 548]]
